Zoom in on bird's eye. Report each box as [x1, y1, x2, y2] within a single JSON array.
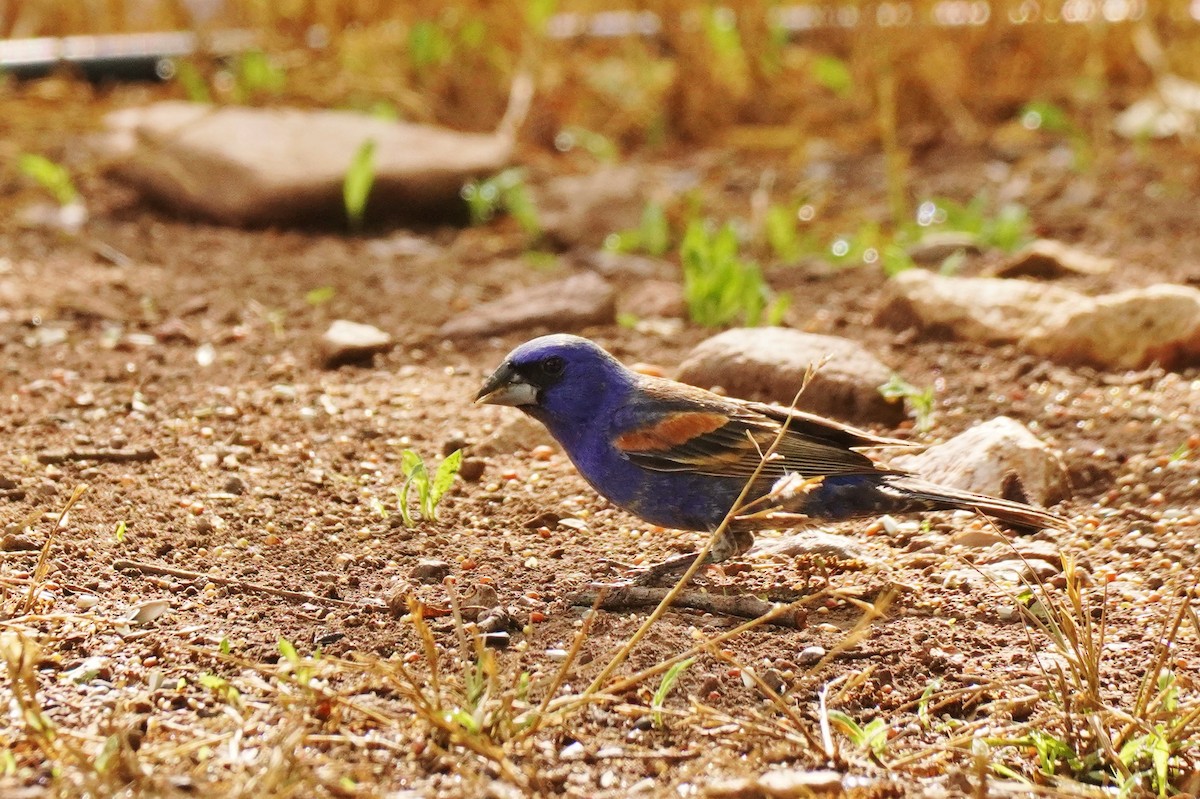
[[541, 356, 565, 376]]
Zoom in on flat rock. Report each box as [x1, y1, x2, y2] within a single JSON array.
[[878, 270, 1079, 343], [1023, 283, 1200, 369], [995, 238, 1115, 278], [880, 270, 1200, 369], [439, 272, 615, 339], [320, 320, 393, 368], [676, 327, 904, 425], [892, 416, 1069, 507], [96, 101, 513, 226], [535, 166, 648, 249]]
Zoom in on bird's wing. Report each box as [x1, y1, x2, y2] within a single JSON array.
[[612, 380, 906, 479]]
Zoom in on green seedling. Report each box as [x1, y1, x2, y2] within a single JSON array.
[[651, 656, 695, 728], [112, 520, 126, 543], [234, 50, 285, 100], [462, 169, 540, 237], [606, 200, 671, 256], [343, 139, 377, 232], [680, 220, 789, 327], [407, 20, 453, 73], [19, 154, 77, 206], [173, 60, 211, 103], [305, 286, 336, 306], [827, 710, 889, 758], [199, 673, 242, 709], [911, 195, 1033, 253], [879, 374, 935, 432], [811, 55, 853, 98], [397, 449, 462, 528]]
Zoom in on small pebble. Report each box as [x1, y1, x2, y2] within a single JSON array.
[[798, 645, 826, 665], [411, 559, 451, 584]]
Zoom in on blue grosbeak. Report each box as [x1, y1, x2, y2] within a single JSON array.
[[476, 334, 1066, 578]]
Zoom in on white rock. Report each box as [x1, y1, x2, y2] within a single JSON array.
[[677, 327, 905, 424], [879, 270, 1079, 343], [321, 320, 393, 367], [1023, 283, 1200, 370], [97, 101, 514, 226], [881, 271, 1200, 370], [892, 416, 1068, 507]]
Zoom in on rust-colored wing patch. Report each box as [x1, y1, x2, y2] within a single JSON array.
[[615, 411, 729, 452]]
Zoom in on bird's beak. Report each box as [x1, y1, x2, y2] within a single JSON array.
[[474, 363, 538, 407]]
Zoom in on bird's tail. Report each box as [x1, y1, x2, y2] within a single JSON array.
[[735, 473, 1068, 532], [883, 475, 1068, 531]]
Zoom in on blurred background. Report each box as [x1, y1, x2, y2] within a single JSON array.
[[3, 0, 1198, 152]]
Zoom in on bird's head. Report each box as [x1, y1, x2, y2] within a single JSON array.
[[474, 334, 633, 427]]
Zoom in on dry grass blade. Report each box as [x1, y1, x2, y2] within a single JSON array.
[[22, 483, 87, 615]]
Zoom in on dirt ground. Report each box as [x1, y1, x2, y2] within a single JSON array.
[[2, 86, 1199, 797]]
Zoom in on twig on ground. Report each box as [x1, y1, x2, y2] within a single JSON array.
[[37, 449, 159, 464], [567, 584, 807, 628], [112, 559, 387, 611]]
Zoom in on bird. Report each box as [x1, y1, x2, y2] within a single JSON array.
[[474, 334, 1067, 581]]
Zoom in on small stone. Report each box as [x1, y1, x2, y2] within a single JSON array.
[[677, 327, 905, 425], [320, 320, 393, 368], [222, 475, 247, 495], [2, 533, 39, 552], [458, 458, 487, 482], [411, 559, 451, 584], [950, 529, 1008, 548], [761, 668, 787, 694], [536, 165, 648, 249], [798, 645, 826, 665], [439, 272, 616, 339], [906, 231, 982, 265], [892, 416, 1069, 507], [483, 630, 511, 650]]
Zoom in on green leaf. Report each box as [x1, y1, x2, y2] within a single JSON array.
[[174, 60, 211, 103], [219, 637, 231, 655], [343, 138, 377, 232], [652, 656, 695, 728], [113, 520, 127, 543], [445, 707, 481, 735], [812, 55, 852, 97], [278, 638, 299, 664], [305, 286, 336, 306], [19, 154, 77, 206], [429, 449, 463, 518]]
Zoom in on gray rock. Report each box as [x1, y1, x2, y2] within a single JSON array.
[[320, 320, 393, 368], [411, 559, 451, 584], [96, 101, 513, 226], [676, 327, 905, 424], [880, 271, 1200, 370], [905, 232, 982, 266], [439, 272, 615, 339], [892, 416, 1069, 507]]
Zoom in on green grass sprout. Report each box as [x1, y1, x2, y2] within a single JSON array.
[[19, 154, 77, 206], [344, 138, 377, 232]]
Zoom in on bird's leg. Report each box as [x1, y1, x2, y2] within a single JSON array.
[[617, 528, 755, 587]]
